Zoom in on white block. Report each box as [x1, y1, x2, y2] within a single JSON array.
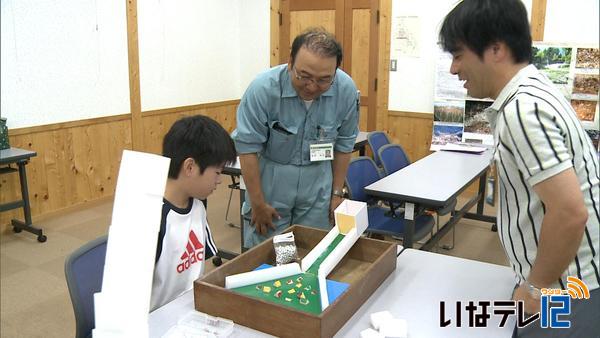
[[360, 328, 384, 338], [379, 318, 408, 338], [370, 310, 394, 330]]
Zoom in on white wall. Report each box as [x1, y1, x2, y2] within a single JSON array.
[[239, 0, 271, 93], [138, 0, 271, 111], [543, 0, 599, 44], [387, 0, 558, 113], [1, 0, 130, 128], [1, 0, 270, 128]]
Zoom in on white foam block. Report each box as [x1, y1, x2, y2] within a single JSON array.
[[360, 328, 384, 338], [379, 318, 408, 338], [370, 311, 394, 330]]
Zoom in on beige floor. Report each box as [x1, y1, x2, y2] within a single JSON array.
[[0, 180, 508, 338]]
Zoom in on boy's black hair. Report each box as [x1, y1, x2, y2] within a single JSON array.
[[162, 115, 236, 179], [290, 27, 343, 67], [439, 0, 532, 63]]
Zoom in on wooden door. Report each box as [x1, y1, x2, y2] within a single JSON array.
[[275, 0, 382, 132]]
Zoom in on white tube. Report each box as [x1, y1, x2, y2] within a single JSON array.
[[301, 227, 340, 272]]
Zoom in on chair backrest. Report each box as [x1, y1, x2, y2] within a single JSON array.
[[345, 157, 381, 202], [367, 131, 391, 166], [65, 235, 108, 338], [378, 143, 411, 176]]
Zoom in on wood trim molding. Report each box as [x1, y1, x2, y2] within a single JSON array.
[[279, 0, 291, 64], [8, 114, 131, 136], [270, 0, 280, 66], [126, 0, 143, 151], [530, 0, 547, 41], [388, 110, 433, 119], [366, 0, 379, 131], [289, 0, 335, 11], [142, 100, 241, 117]]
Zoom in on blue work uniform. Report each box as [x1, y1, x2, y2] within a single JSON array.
[[232, 64, 359, 248]]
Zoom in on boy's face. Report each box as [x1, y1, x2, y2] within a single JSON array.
[[188, 162, 224, 200]]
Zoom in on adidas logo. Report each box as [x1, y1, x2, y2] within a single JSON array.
[[176, 230, 204, 273]]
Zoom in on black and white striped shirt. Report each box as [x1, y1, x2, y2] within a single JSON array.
[[487, 64, 599, 291]]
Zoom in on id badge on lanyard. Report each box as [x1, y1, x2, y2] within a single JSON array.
[[310, 126, 334, 162]]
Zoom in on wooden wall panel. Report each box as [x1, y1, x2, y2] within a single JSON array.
[[386, 111, 433, 162], [1, 118, 132, 227], [290, 10, 336, 45], [142, 101, 239, 155], [376, 0, 392, 132], [1, 101, 239, 228], [350, 9, 371, 97], [359, 106, 368, 132]]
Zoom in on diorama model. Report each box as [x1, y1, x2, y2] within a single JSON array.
[[225, 199, 368, 313]]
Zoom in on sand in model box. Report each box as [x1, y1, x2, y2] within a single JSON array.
[[232, 234, 346, 315]]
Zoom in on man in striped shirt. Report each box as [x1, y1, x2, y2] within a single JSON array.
[[440, 0, 599, 336]]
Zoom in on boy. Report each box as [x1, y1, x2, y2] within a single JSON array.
[[150, 115, 236, 311]]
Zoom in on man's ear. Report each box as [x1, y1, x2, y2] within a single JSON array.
[[490, 41, 511, 62]]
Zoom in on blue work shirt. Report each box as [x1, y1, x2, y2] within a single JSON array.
[[232, 64, 359, 164]]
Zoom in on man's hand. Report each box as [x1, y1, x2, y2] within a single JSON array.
[[513, 284, 541, 315], [251, 202, 280, 235], [329, 195, 344, 225]]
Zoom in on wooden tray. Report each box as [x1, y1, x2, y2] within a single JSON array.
[[194, 225, 397, 338]]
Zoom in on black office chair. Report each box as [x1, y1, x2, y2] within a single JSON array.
[[378, 144, 457, 249], [345, 157, 435, 242], [65, 235, 108, 338]]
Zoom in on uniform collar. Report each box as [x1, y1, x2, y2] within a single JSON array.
[[281, 65, 336, 98]]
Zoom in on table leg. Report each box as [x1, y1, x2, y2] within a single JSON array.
[[403, 202, 415, 249], [462, 170, 497, 229], [12, 161, 46, 242]]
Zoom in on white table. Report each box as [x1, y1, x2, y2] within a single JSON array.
[[149, 249, 516, 338], [365, 149, 496, 249]]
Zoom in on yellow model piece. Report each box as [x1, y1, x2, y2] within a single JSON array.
[[273, 280, 282, 288], [262, 286, 271, 293], [288, 288, 296, 294]]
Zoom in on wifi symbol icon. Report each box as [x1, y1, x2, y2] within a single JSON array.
[[566, 276, 590, 299]]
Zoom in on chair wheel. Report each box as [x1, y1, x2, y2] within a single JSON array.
[[13, 227, 23, 233], [37, 235, 47, 243], [212, 256, 223, 267]]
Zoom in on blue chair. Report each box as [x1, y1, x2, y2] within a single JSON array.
[[378, 143, 411, 176], [367, 131, 391, 167], [345, 157, 435, 242], [65, 235, 108, 338], [378, 144, 457, 249]]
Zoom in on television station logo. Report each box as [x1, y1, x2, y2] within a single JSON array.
[[439, 276, 590, 329]]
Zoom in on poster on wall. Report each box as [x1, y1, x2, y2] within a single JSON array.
[[532, 43, 599, 135], [432, 44, 599, 151], [432, 49, 493, 151], [390, 16, 421, 60]]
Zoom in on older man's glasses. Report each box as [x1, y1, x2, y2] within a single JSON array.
[[293, 68, 335, 88]]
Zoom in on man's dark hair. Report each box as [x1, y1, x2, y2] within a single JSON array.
[[290, 27, 343, 67], [439, 0, 532, 63], [162, 115, 236, 178]]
